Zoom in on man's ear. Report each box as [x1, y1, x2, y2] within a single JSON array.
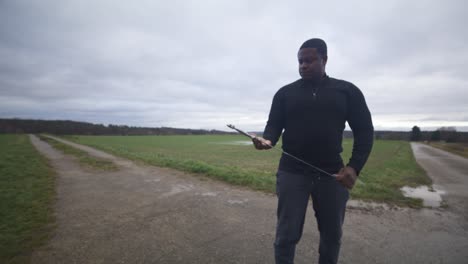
[[322, 55, 328, 66]]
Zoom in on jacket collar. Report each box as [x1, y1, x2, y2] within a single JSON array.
[[300, 74, 329, 88]]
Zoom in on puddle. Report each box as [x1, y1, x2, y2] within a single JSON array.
[[144, 179, 161, 183], [347, 200, 393, 210], [200, 192, 218, 197], [212, 141, 253, 146], [161, 184, 194, 197], [400, 185, 446, 207], [227, 198, 249, 205]]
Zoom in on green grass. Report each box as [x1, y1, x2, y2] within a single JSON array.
[[0, 134, 55, 264], [63, 135, 430, 207], [38, 135, 118, 171], [352, 140, 430, 207], [427, 141, 468, 159]]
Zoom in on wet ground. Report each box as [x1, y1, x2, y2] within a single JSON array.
[[401, 185, 445, 207], [30, 136, 468, 263]]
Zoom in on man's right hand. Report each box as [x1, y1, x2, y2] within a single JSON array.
[[252, 137, 273, 150]]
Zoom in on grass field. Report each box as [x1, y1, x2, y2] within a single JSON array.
[[427, 141, 468, 159], [38, 135, 118, 171], [0, 134, 55, 264], [64, 135, 430, 207]]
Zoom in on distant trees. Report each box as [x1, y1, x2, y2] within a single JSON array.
[[438, 127, 459, 142], [373, 131, 410, 141], [369, 126, 468, 142], [430, 130, 441, 141], [3, 118, 468, 142], [0, 118, 233, 136], [409, 126, 466, 142], [410, 126, 422, 141], [428, 127, 463, 142]]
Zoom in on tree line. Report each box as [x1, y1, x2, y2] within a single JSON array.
[[343, 128, 468, 142], [0, 118, 233, 136], [2, 118, 467, 142], [409, 126, 468, 143]]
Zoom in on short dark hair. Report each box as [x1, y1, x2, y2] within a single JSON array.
[[299, 38, 327, 57]]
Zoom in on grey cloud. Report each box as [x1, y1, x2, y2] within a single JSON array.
[[1, 0, 467, 131]]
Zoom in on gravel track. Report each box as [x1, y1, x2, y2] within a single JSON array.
[[30, 136, 468, 263]]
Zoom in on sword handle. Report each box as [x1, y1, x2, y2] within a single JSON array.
[[226, 124, 255, 139]]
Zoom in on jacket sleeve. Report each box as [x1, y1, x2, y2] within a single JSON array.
[[262, 89, 285, 146], [346, 84, 374, 174]]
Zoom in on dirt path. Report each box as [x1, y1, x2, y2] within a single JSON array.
[[411, 143, 468, 220], [30, 136, 468, 263]]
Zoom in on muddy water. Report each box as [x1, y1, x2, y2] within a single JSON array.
[[212, 140, 253, 145], [400, 185, 446, 207]]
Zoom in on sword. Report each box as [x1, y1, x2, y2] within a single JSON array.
[[226, 124, 337, 178]]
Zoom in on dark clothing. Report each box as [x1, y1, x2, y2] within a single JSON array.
[[263, 76, 374, 175], [275, 169, 348, 264], [264, 75, 373, 264]]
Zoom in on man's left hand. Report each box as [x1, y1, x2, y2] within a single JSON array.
[[334, 166, 357, 190]]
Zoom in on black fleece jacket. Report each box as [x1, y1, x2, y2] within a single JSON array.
[[263, 75, 374, 174]]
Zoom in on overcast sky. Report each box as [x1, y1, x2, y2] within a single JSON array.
[[1, 0, 467, 131]]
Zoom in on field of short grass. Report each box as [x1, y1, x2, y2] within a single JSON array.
[[427, 141, 468, 159], [64, 135, 430, 207], [0, 134, 55, 263]]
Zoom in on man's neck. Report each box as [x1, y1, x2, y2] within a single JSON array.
[[302, 74, 327, 86]]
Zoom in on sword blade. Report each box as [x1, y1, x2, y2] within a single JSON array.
[[226, 124, 336, 178]]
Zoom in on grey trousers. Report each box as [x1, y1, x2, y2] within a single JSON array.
[[274, 169, 349, 264]]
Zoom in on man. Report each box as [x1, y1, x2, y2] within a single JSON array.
[[252, 38, 373, 264]]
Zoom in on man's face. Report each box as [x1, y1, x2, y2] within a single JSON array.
[[298, 48, 327, 81]]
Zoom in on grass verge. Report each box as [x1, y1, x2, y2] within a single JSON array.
[[351, 140, 430, 207], [38, 135, 118, 171], [63, 135, 430, 207], [427, 141, 468, 159], [0, 134, 55, 264]]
